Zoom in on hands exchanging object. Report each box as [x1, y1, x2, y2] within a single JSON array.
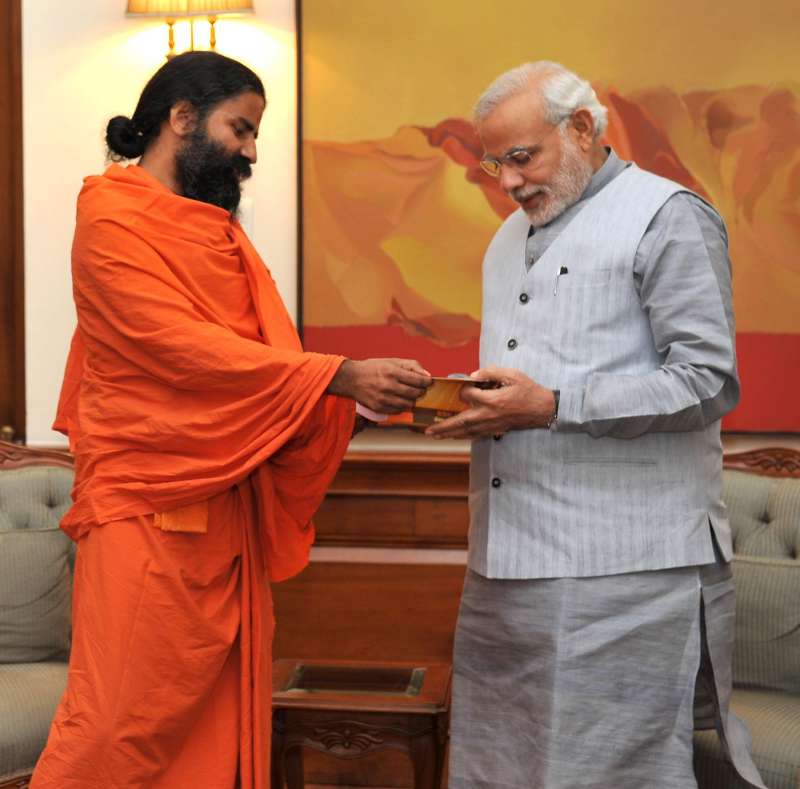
[[328, 360, 556, 440], [425, 366, 557, 440], [328, 358, 432, 414]]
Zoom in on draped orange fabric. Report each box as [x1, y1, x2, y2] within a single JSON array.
[[32, 164, 355, 788], [32, 492, 272, 789], [54, 163, 355, 582]]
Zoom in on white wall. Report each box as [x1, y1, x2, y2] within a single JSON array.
[[23, 0, 297, 445]]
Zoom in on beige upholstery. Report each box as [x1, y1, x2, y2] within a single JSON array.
[[695, 454, 800, 789], [0, 444, 73, 784]]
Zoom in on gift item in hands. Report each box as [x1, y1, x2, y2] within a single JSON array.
[[404, 376, 498, 427]]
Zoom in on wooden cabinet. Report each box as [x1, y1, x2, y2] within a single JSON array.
[[272, 449, 469, 786]]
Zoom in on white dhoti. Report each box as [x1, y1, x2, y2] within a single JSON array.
[[449, 555, 765, 789]]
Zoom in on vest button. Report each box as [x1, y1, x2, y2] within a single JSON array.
[[507, 338, 518, 350], [491, 477, 502, 488], [519, 293, 529, 304]]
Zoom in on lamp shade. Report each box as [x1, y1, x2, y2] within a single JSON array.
[[126, 0, 254, 17]]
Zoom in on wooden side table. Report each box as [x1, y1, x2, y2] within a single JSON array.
[[271, 659, 451, 789]]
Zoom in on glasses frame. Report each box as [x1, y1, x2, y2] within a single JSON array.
[[479, 118, 569, 178]]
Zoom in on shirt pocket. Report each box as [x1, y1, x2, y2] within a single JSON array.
[[558, 268, 613, 289]]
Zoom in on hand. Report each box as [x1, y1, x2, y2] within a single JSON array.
[[328, 358, 431, 414], [425, 366, 556, 439]]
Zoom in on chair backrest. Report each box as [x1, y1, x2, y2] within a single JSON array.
[[0, 441, 75, 664], [722, 447, 800, 694]]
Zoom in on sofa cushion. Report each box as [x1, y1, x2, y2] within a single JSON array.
[[0, 528, 72, 663], [694, 688, 800, 789], [732, 556, 800, 694], [0, 466, 73, 532], [0, 662, 68, 781], [724, 470, 800, 560]]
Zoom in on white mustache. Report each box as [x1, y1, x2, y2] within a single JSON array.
[[512, 186, 550, 203]]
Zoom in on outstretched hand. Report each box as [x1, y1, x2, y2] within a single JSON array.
[[425, 367, 556, 439], [328, 358, 431, 414]]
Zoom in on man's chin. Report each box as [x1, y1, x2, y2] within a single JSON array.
[[523, 199, 561, 227]]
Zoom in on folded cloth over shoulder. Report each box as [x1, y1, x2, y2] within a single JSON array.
[[54, 164, 355, 581]]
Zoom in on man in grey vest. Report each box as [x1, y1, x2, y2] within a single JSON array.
[[428, 62, 765, 789]]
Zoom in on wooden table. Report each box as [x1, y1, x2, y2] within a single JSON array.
[[271, 659, 451, 789]]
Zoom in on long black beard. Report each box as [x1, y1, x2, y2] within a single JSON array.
[[174, 128, 252, 214]]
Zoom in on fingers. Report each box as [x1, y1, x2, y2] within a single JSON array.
[[425, 412, 468, 438], [470, 366, 502, 381], [396, 382, 430, 401], [425, 408, 501, 439], [379, 393, 424, 413], [379, 372, 430, 411], [393, 361, 432, 389], [395, 371, 432, 392], [460, 385, 495, 407], [395, 359, 431, 377], [469, 366, 527, 386]]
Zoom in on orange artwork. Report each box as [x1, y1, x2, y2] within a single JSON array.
[[299, 0, 800, 430]]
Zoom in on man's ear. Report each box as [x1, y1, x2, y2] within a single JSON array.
[[570, 108, 596, 152], [168, 101, 198, 138]]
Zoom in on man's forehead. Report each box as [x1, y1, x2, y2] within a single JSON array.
[[210, 92, 265, 123], [479, 90, 549, 151]]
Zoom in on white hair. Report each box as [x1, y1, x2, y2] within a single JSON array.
[[473, 61, 608, 139]]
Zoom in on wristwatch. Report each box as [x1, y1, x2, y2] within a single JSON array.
[[547, 389, 560, 430]]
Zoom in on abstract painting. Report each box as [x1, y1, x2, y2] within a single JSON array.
[[299, 0, 799, 430]]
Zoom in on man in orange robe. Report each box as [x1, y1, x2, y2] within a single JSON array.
[[31, 52, 429, 789]]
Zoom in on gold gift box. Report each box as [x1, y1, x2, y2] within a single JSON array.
[[381, 377, 499, 430]]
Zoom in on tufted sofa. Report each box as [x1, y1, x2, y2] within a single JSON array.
[[695, 447, 800, 789], [0, 442, 73, 789], [0, 442, 798, 788]]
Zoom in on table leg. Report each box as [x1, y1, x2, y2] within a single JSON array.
[[270, 712, 285, 789], [410, 731, 437, 789], [285, 745, 305, 789]]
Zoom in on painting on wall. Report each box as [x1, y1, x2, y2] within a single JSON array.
[[298, 0, 800, 431]]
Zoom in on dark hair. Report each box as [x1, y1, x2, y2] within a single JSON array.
[[106, 51, 265, 161]]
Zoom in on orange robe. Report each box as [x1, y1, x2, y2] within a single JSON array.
[[31, 164, 354, 789]]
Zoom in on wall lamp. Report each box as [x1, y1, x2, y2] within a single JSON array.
[[126, 0, 255, 59]]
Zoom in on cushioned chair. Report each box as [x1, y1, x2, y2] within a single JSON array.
[[694, 448, 800, 789], [0, 442, 74, 789]]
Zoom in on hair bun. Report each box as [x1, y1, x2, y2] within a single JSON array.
[[106, 115, 145, 160]]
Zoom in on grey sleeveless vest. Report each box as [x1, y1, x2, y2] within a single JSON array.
[[469, 164, 731, 579]]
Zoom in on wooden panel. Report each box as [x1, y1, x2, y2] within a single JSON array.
[[315, 496, 468, 548], [723, 447, 800, 478], [0, 776, 31, 789], [314, 452, 469, 550], [0, 0, 24, 442], [272, 563, 462, 788], [273, 561, 465, 664], [0, 440, 73, 470]]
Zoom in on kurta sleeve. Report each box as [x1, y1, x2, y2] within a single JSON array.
[[556, 193, 739, 438]]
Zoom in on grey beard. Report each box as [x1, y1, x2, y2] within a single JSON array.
[[518, 139, 594, 227]]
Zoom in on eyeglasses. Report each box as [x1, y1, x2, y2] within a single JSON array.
[[479, 123, 563, 178]]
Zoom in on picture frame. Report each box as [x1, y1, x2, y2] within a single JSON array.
[[296, 0, 800, 432]]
